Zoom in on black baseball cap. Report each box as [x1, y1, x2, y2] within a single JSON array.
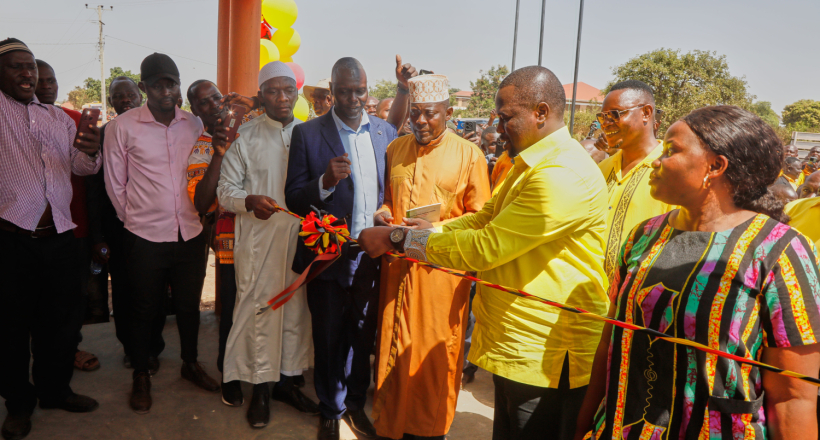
[[140, 52, 180, 84]]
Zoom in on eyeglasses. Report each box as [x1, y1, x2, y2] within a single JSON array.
[[596, 105, 648, 124]]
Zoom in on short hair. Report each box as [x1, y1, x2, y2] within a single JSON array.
[[498, 66, 565, 118], [682, 105, 787, 222], [376, 97, 393, 113], [186, 79, 214, 105], [35, 59, 53, 72], [785, 157, 801, 166], [482, 126, 498, 136], [109, 76, 139, 93], [609, 79, 655, 104], [331, 57, 364, 83]]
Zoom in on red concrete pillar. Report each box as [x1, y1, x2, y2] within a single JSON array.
[[216, 0, 231, 93], [227, 0, 261, 97]]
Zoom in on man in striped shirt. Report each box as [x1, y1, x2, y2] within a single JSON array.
[[0, 38, 102, 440]]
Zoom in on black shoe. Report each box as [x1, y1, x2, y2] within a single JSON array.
[[294, 374, 305, 388], [147, 356, 159, 376], [222, 380, 244, 407], [1, 413, 31, 440], [130, 371, 152, 414], [271, 377, 320, 415], [317, 416, 340, 440], [247, 383, 270, 429], [344, 408, 377, 438], [39, 393, 99, 413], [181, 362, 220, 392]]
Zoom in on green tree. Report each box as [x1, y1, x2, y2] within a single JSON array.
[[605, 49, 753, 135], [564, 105, 601, 140], [72, 66, 144, 105], [782, 99, 820, 129], [66, 88, 92, 109], [466, 65, 509, 118], [448, 87, 460, 108], [750, 101, 780, 128], [369, 79, 397, 100]]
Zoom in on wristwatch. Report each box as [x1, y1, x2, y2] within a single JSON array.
[[389, 227, 407, 252]]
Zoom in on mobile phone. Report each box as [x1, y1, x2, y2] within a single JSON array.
[[463, 121, 477, 136], [222, 104, 247, 141], [73, 108, 100, 147]]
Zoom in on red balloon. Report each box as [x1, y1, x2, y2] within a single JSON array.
[[286, 62, 305, 90], [260, 21, 272, 40]]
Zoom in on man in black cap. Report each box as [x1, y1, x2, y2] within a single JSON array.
[[103, 53, 218, 415], [0, 38, 101, 440]]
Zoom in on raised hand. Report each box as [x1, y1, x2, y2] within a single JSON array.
[[74, 123, 101, 155], [322, 154, 352, 190], [211, 118, 238, 157], [395, 55, 418, 90], [220, 92, 258, 112]]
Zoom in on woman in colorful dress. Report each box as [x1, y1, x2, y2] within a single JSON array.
[[574, 106, 820, 440]]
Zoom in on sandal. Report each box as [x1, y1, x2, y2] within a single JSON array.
[[74, 350, 101, 372]]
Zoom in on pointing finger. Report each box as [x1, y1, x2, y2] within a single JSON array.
[[395, 54, 402, 68]]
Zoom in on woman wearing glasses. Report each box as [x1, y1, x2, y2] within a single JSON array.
[[574, 106, 820, 440]]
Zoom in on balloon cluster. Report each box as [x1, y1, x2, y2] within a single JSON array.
[[260, 0, 309, 121], [299, 211, 350, 256]]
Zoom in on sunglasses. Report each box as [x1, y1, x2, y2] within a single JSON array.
[[596, 104, 648, 124]]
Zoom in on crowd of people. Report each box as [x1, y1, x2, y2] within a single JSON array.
[[3, 34, 820, 440]]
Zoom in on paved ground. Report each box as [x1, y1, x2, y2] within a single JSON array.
[[4, 253, 495, 440]]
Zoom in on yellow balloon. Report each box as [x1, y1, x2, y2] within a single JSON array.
[[259, 39, 280, 70], [261, 0, 298, 29], [271, 28, 301, 57], [280, 55, 293, 63], [294, 95, 309, 121]]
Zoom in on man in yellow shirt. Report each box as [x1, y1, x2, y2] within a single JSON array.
[[359, 66, 609, 440], [596, 80, 672, 282]]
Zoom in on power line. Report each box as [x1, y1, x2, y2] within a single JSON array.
[[105, 35, 216, 66], [27, 43, 97, 46]]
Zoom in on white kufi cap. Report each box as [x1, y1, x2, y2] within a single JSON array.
[[408, 74, 449, 103], [258, 61, 296, 88]]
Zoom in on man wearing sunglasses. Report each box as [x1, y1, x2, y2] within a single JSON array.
[[595, 80, 672, 283]]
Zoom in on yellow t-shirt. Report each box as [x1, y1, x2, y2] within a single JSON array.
[[786, 197, 820, 246], [425, 126, 610, 389], [597, 142, 672, 281]]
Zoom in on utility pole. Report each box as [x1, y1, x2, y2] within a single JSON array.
[[86, 4, 113, 120], [568, 0, 586, 132], [511, 0, 520, 71]]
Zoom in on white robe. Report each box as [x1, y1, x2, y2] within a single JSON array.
[[217, 114, 311, 384]]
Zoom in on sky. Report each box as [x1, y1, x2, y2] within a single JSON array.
[[5, 0, 819, 115]]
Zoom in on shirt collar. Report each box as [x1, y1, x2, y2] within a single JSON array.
[[516, 125, 573, 169], [330, 106, 370, 134], [0, 89, 47, 108], [137, 103, 191, 124]]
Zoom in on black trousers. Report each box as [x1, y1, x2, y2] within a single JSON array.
[[216, 263, 237, 374], [463, 282, 478, 374], [307, 256, 380, 420], [492, 355, 587, 440], [125, 230, 207, 373], [0, 230, 81, 415], [109, 225, 165, 359]]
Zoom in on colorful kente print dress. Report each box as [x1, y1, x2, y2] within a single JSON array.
[[586, 212, 820, 440]]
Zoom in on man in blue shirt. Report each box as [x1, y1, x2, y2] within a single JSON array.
[[285, 56, 416, 440]]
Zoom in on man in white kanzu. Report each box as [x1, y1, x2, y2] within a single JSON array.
[[217, 61, 318, 429]]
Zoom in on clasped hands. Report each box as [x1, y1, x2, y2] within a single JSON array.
[[358, 213, 433, 259]]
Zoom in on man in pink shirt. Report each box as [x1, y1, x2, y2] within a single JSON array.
[[104, 53, 218, 415]]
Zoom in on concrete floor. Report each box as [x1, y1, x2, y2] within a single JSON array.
[[3, 312, 496, 440]]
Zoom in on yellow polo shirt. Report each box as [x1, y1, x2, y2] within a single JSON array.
[[786, 197, 820, 246], [598, 142, 672, 281], [424, 126, 610, 389]]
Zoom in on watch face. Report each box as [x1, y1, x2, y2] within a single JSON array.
[[390, 228, 404, 243]]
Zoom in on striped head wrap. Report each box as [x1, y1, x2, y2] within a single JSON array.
[[0, 38, 33, 57]]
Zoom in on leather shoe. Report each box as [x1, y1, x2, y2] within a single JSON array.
[[272, 377, 320, 415], [181, 362, 220, 392], [222, 380, 244, 407], [344, 407, 377, 438], [130, 372, 152, 414], [247, 383, 270, 429], [1, 413, 31, 440], [147, 356, 160, 376], [317, 416, 340, 440], [39, 393, 99, 413], [294, 374, 305, 388]]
